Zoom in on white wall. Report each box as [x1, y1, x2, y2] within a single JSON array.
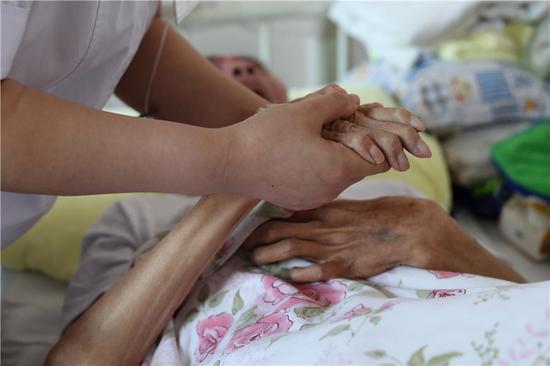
[[178, 1, 341, 88]]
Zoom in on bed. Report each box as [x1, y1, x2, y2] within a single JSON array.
[[2, 2, 549, 365]]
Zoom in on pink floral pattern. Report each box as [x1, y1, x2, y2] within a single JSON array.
[[428, 289, 467, 298], [262, 275, 347, 310], [429, 270, 461, 279], [226, 310, 293, 351], [196, 313, 233, 361], [342, 304, 372, 320]]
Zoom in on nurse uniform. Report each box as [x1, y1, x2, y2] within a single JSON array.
[[1, 1, 158, 247]]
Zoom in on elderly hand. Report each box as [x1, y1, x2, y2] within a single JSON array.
[[225, 85, 431, 210], [244, 197, 526, 283], [225, 91, 393, 210], [323, 104, 431, 171]]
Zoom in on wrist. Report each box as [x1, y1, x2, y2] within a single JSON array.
[[214, 122, 251, 195]]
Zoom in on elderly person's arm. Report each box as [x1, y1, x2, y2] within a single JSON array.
[[45, 193, 258, 366], [244, 196, 526, 283]]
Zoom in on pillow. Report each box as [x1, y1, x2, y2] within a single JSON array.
[[1, 193, 154, 282], [397, 60, 550, 132]]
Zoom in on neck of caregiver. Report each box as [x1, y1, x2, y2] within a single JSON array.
[[1, 14, 379, 237]]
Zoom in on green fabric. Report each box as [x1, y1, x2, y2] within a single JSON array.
[[491, 122, 550, 198]]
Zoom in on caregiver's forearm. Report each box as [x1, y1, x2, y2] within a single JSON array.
[[46, 193, 259, 366], [1, 79, 231, 195], [116, 17, 267, 128]]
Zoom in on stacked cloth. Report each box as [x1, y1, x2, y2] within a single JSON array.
[[333, 1, 550, 132], [331, 1, 550, 258]]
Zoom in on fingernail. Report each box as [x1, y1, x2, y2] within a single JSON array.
[[397, 152, 410, 171], [411, 116, 425, 131], [369, 145, 385, 164], [416, 139, 432, 157]]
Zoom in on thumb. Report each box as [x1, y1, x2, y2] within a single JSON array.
[[294, 92, 360, 127]]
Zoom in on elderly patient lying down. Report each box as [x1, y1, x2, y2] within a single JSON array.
[[46, 107, 549, 366]]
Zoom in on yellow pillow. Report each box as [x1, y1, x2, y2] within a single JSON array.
[[1, 193, 152, 282], [365, 133, 452, 210]]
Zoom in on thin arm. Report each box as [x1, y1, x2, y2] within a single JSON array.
[[45, 193, 259, 366]]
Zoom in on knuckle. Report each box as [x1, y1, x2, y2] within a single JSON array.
[[261, 224, 278, 242], [279, 239, 297, 255], [383, 134, 402, 153], [401, 125, 419, 140], [329, 91, 346, 104], [357, 134, 373, 149], [396, 108, 412, 122]]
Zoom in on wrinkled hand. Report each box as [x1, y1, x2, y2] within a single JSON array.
[[225, 91, 392, 210], [292, 84, 432, 171], [244, 197, 525, 283], [323, 104, 431, 171]]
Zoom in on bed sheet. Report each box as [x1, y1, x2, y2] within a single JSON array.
[[1, 267, 66, 366]]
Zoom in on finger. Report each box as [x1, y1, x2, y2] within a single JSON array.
[[252, 239, 333, 265], [340, 142, 392, 180], [290, 261, 347, 282], [297, 92, 359, 127], [359, 102, 383, 110], [367, 129, 410, 171], [365, 119, 432, 158], [290, 84, 347, 104], [350, 256, 401, 279], [243, 221, 315, 249], [322, 128, 385, 164], [362, 107, 426, 131]]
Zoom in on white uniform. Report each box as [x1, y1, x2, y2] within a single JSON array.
[[1, 1, 158, 247]]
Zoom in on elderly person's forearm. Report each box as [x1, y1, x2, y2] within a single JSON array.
[[45, 193, 258, 366]]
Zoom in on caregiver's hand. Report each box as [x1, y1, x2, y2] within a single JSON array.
[[244, 197, 526, 283], [223, 93, 392, 210]]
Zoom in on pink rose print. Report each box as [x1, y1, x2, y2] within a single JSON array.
[[429, 270, 461, 279], [196, 312, 233, 361], [429, 270, 475, 279], [262, 275, 346, 311], [263, 276, 299, 306], [226, 310, 293, 351], [342, 304, 372, 320], [428, 289, 467, 298]]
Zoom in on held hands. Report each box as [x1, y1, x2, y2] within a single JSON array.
[[243, 197, 526, 283], [222, 85, 430, 210]]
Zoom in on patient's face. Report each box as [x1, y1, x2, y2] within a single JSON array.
[[208, 55, 287, 103]]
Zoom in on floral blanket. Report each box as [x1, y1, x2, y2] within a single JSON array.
[[143, 200, 550, 366]]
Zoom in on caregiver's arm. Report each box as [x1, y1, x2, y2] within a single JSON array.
[[46, 193, 258, 366], [115, 16, 267, 127], [245, 197, 526, 283], [2, 79, 374, 209]]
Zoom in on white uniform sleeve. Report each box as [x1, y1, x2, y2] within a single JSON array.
[[1, 1, 32, 79]]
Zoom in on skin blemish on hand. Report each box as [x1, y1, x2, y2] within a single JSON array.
[[370, 227, 400, 242]]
